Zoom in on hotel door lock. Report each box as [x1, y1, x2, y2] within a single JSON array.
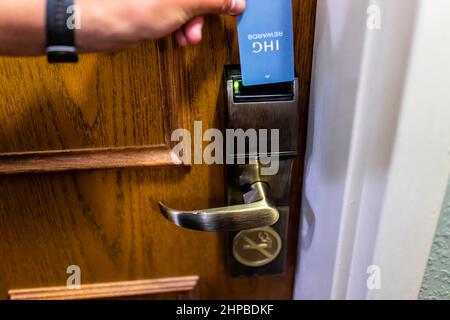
[[159, 65, 299, 275], [159, 181, 279, 232]]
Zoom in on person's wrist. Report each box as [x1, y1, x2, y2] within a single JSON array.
[[0, 0, 47, 55], [76, 0, 140, 52]]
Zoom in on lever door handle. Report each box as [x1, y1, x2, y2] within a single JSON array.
[[159, 182, 279, 232]]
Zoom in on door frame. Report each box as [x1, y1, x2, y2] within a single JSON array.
[[294, 0, 450, 299]]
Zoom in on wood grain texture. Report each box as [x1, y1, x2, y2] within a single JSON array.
[[0, 40, 184, 174], [0, 43, 165, 153], [9, 276, 199, 300], [0, 1, 317, 300], [0, 146, 181, 175]]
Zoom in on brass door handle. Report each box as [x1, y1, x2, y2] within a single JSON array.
[[159, 182, 279, 232]]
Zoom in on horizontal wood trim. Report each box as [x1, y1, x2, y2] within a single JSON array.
[[0, 145, 183, 175], [9, 276, 199, 300]]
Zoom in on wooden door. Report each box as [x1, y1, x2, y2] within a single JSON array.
[[0, 1, 316, 300]]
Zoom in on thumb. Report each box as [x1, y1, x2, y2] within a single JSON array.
[[187, 0, 246, 16]]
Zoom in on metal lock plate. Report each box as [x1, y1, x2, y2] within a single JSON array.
[[225, 65, 299, 276], [157, 65, 299, 277]]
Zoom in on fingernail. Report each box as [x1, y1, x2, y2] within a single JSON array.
[[193, 25, 202, 38], [228, 0, 246, 15]]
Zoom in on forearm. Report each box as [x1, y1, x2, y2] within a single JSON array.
[[0, 0, 245, 56], [0, 0, 46, 55], [0, 0, 133, 56]]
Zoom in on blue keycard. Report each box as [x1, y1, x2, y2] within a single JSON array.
[[237, 0, 295, 86]]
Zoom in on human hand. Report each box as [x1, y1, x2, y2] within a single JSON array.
[[77, 0, 246, 52]]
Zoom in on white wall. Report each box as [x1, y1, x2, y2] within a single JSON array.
[[295, 0, 450, 299]]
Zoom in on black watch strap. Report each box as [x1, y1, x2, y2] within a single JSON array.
[[46, 0, 79, 63]]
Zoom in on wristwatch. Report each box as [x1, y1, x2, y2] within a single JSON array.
[[46, 0, 79, 63]]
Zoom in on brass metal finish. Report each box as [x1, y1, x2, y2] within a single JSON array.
[[158, 66, 300, 274], [224, 67, 299, 274], [159, 182, 279, 232], [232, 227, 282, 267]]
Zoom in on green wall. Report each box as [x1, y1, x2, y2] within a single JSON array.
[[419, 181, 450, 300]]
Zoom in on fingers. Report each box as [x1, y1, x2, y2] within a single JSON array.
[[176, 16, 204, 47], [176, 29, 189, 47], [177, 0, 247, 47], [184, 16, 204, 45], [225, 0, 247, 15], [187, 0, 246, 16]]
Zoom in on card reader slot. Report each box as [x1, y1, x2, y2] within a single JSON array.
[[232, 76, 294, 103]]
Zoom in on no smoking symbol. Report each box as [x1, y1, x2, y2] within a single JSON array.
[[232, 227, 282, 267]]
